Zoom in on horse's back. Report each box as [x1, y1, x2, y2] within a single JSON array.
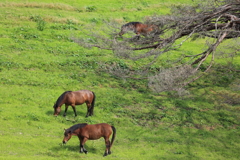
[[120, 22, 159, 36], [88, 123, 112, 131], [97, 123, 113, 135], [75, 90, 93, 96], [95, 123, 111, 132], [68, 90, 93, 103], [83, 123, 112, 140], [137, 23, 159, 35], [122, 22, 142, 27]]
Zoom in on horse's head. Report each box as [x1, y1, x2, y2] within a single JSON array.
[[118, 28, 125, 37], [119, 22, 139, 37], [119, 25, 128, 36], [63, 129, 72, 144], [53, 103, 61, 116]]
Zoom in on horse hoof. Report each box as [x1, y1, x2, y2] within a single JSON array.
[[103, 153, 108, 157]]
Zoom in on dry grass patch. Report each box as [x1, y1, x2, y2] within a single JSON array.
[[44, 16, 80, 24], [0, 2, 78, 11]]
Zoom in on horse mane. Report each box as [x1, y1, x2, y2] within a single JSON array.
[[123, 22, 142, 27], [67, 123, 88, 133], [54, 91, 71, 108]]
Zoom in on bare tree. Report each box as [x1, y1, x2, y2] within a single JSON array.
[[73, 0, 240, 94]]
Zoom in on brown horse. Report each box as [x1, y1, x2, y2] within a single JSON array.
[[53, 90, 95, 117], [63, 123, 116, 157], [119, 22, 159, 38]]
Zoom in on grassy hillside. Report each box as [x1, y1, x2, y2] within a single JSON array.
[[0, 0, 239, 159]]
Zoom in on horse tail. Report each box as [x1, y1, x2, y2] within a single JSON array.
[[55, 91, 71, 108], [110, 126, 116, 147], [90, 91, 96, 114]]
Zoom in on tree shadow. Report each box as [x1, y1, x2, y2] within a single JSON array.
[[172, 98, 240, 159]]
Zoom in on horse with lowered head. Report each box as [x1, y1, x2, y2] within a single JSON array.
[[63, 123, 116, 157], [53, 90, 95, 117]]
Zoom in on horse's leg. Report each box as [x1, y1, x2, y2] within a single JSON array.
[[134, 29, 141, 40], [79, 137, 84, 153], [63, 104, 69, 117], [133, 33, 140, 40], [79, 137, 88, 154], [71, 105, 77, 117], [85, 103, 91, 117], [90, 101, 94, 116], [103, 137, 111, 157]]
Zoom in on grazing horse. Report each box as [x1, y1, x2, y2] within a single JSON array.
[[63, 123, 116, 157], [119, 22, 159, 38], [53, 90, 95, 117]]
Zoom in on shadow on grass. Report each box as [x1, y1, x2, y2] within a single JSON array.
[[50, 143, 98, 155], [46, 109, 86, 118]]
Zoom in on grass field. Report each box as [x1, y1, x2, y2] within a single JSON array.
[[0, 0, 239, 159]]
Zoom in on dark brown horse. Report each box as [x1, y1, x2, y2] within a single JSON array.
[[63, 123, 116, 157], [53, 90, 95, 117], [119, 22, 159, 38]]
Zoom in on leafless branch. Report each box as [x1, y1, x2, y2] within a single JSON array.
[[73, 0, 240, 94]]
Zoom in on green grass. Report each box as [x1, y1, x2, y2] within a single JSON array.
[[0, 0, 240, 159]]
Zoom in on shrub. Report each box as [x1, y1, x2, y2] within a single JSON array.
[[85, 5, 97, 12]]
